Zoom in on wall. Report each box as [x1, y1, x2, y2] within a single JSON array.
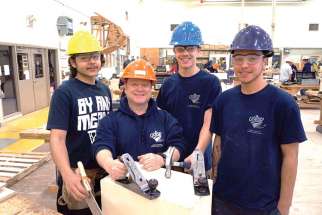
[[92, 0, 322, 50]]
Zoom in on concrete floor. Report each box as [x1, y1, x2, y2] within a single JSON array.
[[3, 109, 322, 214]]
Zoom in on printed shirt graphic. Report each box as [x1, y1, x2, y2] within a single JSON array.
[[247, 115, 266, 135], [77, 96, 111, 143], [189, 93, 200, 104], [150, 130, 164, 148], [47, 79, 112, 168]]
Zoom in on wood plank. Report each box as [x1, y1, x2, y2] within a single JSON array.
[[5, 154, 50, 186], [0, 187, 15, 203], [0, 152, 50, 186], [0, 157, 40, 163], [0, 153, 46, 159], [0, 161, 32, 168], [0, 182, 5, 189], [0, 172, 16, 177], [0, 166, 23, 173]]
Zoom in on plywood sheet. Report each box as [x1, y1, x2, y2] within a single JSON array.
[[101, 164, 212, 215]]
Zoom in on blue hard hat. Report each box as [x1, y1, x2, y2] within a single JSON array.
[[170, 21, 204, 46], [230, 25, 273, 57]]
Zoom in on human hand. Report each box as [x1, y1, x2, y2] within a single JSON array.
[[138, 153, 164, 171], [277, 203, 290, 215], [184, 154, 193, 173], [106, 159, 127, 180], [62, 170, 88, 202]]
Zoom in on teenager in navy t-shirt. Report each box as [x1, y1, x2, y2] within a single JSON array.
[[47, 31, 112, 214], [210, 25, 306, 215], [157, 21, 222, 172]]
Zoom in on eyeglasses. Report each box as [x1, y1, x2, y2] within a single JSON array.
[[76, 53, 100, 62], [232, 54, 264, 65], [174, 46, 199, 54]]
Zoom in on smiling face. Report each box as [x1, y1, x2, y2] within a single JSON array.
[[70, 52, 101, 83], [174, 46, 200, 73], [232, 50, 266, 86], [124, 78, 152, 106]]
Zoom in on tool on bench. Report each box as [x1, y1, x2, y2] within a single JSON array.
[[163, 147, 210, 196], [77, 161, 102, 215], [116, 153, 160, 200]]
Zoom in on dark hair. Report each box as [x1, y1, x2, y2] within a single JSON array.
[[68, 54, 106, 78]]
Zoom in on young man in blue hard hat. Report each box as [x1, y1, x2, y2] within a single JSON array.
[[210, 25, 306, 215], [93, 59, 184, 180], [47, 31, 112, 214], [156, 21, 222, 175]]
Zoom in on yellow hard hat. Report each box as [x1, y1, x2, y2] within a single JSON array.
[[67, 31, 102, 55], [121, 59, 156, 82]]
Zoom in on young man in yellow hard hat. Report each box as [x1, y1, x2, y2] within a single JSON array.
[[47, 31, 112, 214], [93, 59, 185, 180]]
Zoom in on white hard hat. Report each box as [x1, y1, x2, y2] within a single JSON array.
[[302, 56, 309, 60], [284, 57, 292, 62]]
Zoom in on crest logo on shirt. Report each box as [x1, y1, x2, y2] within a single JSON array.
[[247, 115, 266, 135], [150, 131, 163, 142], [249, 115, 266, 129], [189, 93, 200, 104]]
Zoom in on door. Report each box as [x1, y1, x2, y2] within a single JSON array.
[[31, 49, 48, 109], [16, 47, 49, 114], [0, 46, 18, 116], [16, 47, 35, 114]]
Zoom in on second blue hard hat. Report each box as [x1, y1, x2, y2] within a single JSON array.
[[170, 21, 204, 46], [230, 25, 274, 57]]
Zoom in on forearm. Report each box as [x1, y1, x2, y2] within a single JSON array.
[[49, 132, 73, 178], [196, 108, 213, 153], [96, 149, 114, 174], [278, 144, 299, 212]]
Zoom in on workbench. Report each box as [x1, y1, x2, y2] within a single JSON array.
[[314, 94, 322, 133], [280, 84, 320, 109], [279, 84, 320, 96], [101, 166, 212, 215]]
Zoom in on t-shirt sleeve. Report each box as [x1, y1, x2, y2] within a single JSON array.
[[156, 86, 166, 110], [92, 115, 117, 158], [278, 98, 307, 144], [210, 96, 222, 136], [206, 76, 222, 109], [164, 112, 185, 160], [46, 88, 70, 131]]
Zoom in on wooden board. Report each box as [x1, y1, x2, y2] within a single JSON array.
[[101, 165, 212, 215], [19, 128, 50, 141], [0, 194, 61, 215], [0, 187, 15, 203], [0, 152, 50, 186]]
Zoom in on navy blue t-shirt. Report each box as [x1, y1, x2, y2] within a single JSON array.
[[92, 98, 185, 160], [157, 70, 222, 170], [210, 84, 307, 211], [47, 78, 112, 169]]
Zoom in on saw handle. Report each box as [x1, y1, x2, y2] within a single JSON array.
[[77, 161, 91, 192]]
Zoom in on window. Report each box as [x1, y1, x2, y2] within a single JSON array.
[[17, 53, 30, 80], [309, 24, 319, 31], [34, 54, 44, 78], [170, 24, 178, 31]]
